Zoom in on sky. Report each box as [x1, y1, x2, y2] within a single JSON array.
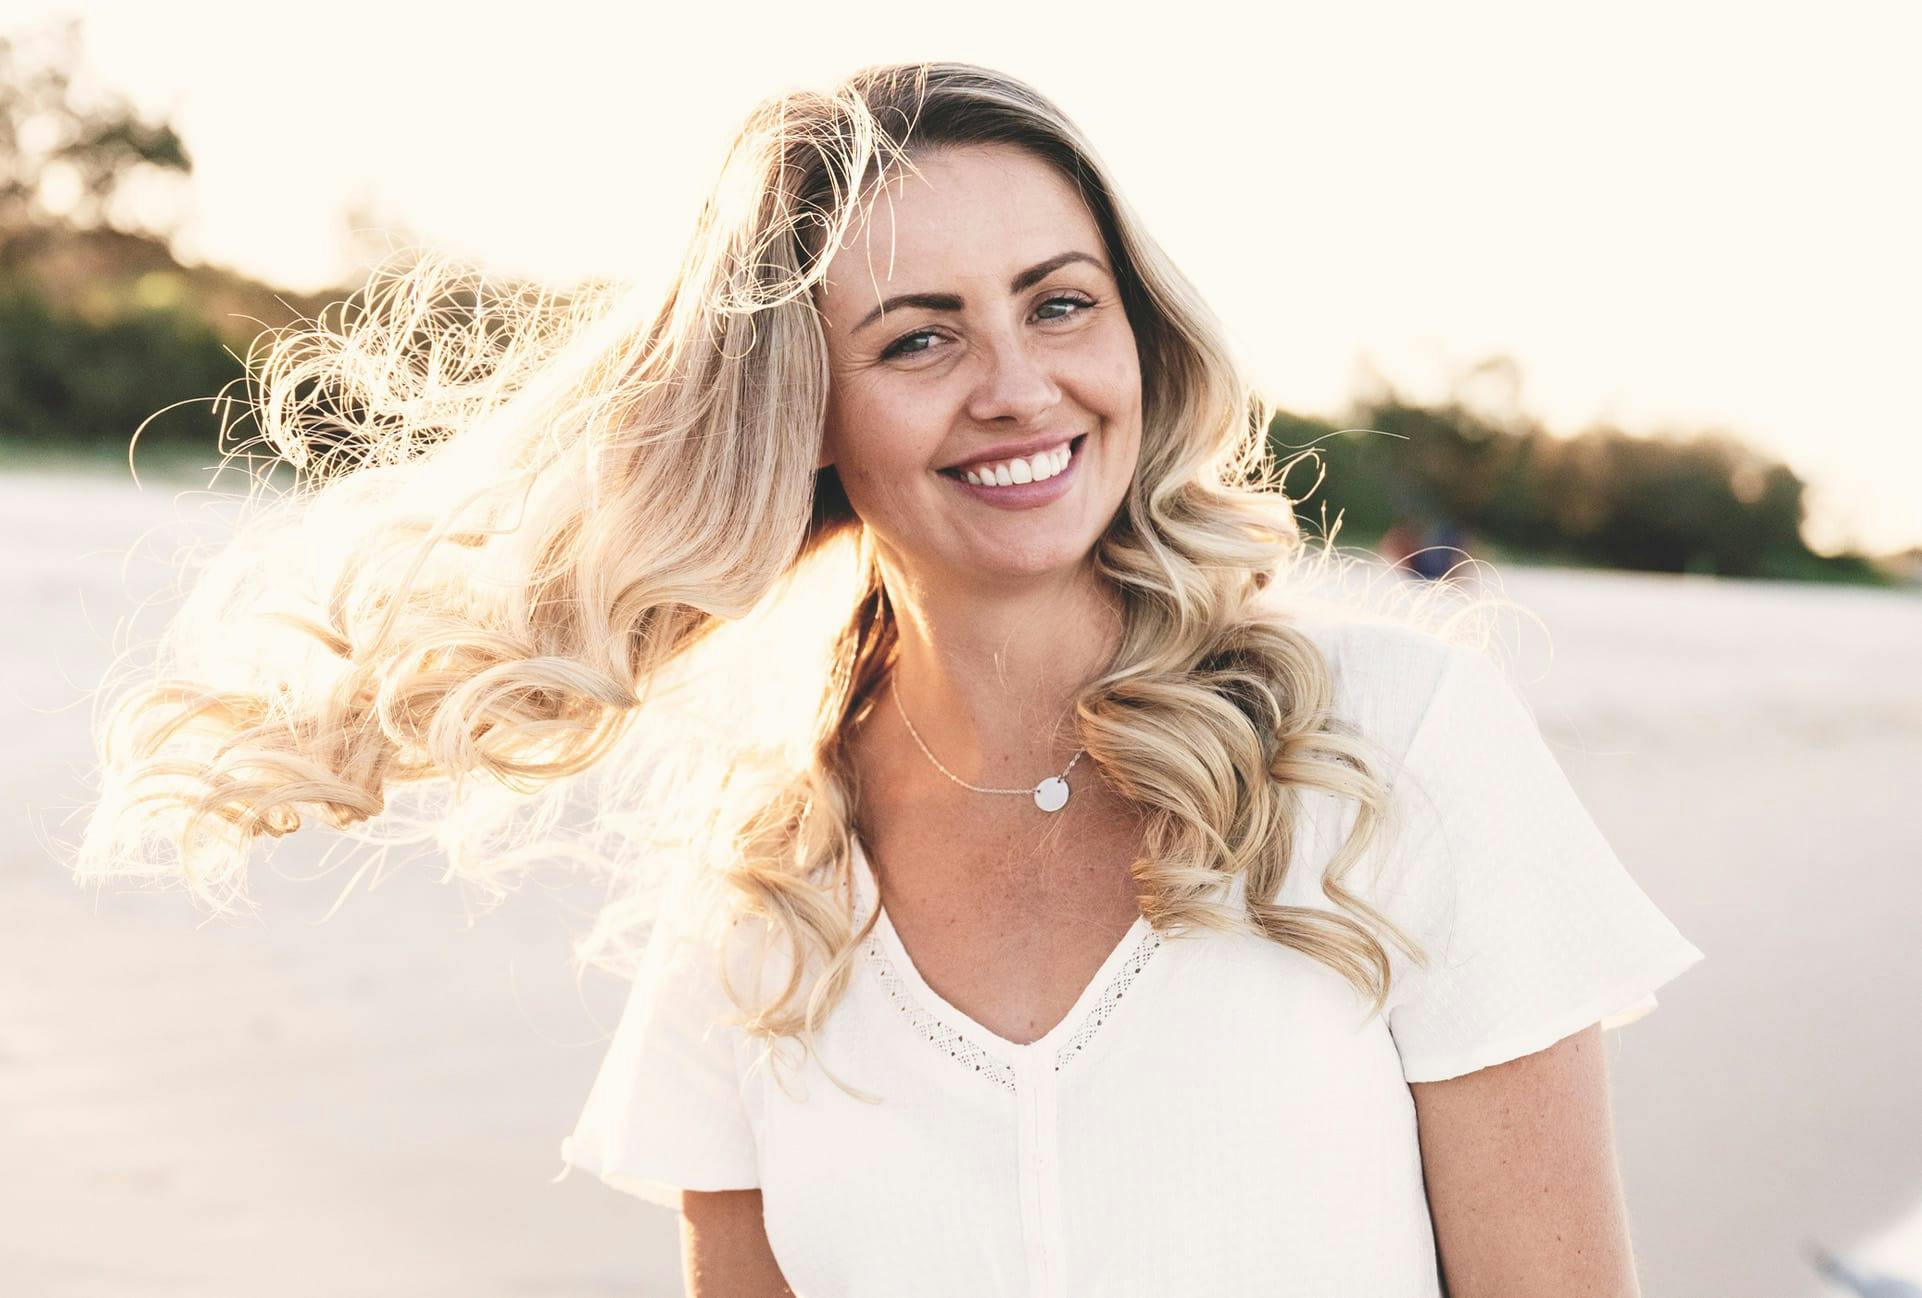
[[14, 0, 1920, 555]]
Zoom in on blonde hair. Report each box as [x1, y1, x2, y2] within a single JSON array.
[[68, 61, 1517, 1095]]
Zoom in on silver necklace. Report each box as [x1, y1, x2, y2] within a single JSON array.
[[888, 673, 1085, 813]]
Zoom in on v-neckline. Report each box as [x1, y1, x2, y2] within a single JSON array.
[[851, 834, 1156, 1059]]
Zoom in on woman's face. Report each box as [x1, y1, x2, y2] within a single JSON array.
[[815, 144, 1143, 587]]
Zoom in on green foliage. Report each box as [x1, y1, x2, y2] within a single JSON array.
[[1267, 410, 1407, 545], [0, 285, 240, 461], [0, 18, 253, 470], [1268, 394, 1893, 586]]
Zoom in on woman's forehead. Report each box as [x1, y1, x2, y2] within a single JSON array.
[[817, 149, 1102, 308]]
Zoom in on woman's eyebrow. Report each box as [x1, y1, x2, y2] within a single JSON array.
[[851, 250, 1110, 334]]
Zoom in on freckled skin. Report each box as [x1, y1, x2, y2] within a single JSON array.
[[813, 144, 1144, 593]]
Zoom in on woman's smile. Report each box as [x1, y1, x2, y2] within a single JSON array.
[[936, 433, 1088, 511]]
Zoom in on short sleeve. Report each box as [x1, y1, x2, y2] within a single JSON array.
[[1375, 642, 1707, 1084], [557, 897, 761, 1209]]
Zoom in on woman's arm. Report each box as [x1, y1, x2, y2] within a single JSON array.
[[679, 1189, 795, 1297], [1409, 1024, 1644, 1298]]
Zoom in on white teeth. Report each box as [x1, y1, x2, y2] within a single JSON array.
[[956, 440, 1075, 488]]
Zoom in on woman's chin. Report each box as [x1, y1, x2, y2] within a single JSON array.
[[938, 538, 1097, 589]]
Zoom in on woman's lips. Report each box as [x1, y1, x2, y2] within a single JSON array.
[[938, 434, 1087, 511]]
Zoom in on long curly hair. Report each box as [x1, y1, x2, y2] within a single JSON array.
[[68, 60, 1511, 1097]]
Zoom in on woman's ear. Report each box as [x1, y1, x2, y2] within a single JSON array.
[[815, 428, 835, 472]]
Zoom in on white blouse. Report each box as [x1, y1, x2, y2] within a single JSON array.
[[558, 617, 1706, 1297]]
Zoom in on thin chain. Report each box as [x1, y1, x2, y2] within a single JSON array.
[[889, 672, 1085, 797]]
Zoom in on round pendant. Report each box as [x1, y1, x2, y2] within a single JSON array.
[[1034, 776, 1070, 813]]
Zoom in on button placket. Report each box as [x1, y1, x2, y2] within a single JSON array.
[[1014, 1048, 1064, 1297]]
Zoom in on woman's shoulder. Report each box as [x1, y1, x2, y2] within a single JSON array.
[[644, 860, 790, 1004], [1258, 595, 1472, 752], [1288, 610, 1462, 680]]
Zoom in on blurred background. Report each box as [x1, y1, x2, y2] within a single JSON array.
[[2, 3, 1917, 1295]]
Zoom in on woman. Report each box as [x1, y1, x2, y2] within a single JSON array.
[[75, 62, 1703, 1296]]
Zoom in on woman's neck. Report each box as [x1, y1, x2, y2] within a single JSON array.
[[876, 560, 1123, 785]]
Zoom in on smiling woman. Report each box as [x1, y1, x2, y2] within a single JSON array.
[[68, 60, 1703, 1298]]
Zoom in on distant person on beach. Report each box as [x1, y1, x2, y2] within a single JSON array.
[[1409, 518, 1474, 582], [1378, 518, 1422, 569], [70, 62, 1703, 1297], [1383, 515, 1475, 583]]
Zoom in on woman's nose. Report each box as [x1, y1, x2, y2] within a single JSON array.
[[964, 334, 1062, 427]]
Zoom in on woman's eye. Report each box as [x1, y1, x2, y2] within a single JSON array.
[[1035, 292, 1094, 321], [881, 293, 1096, 361], [882, 330, 941, 360]]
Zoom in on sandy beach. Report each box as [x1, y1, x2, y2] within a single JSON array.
[[3, 468, 1918, 1296]]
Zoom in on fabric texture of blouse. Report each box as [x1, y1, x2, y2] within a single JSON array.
[[557, 616, 1707, 1297]]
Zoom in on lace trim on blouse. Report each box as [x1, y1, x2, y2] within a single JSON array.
[[862, 934, 1020, 1091], [1052, 926, 1163, 1069], [860, 924, 1166, 1091]]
